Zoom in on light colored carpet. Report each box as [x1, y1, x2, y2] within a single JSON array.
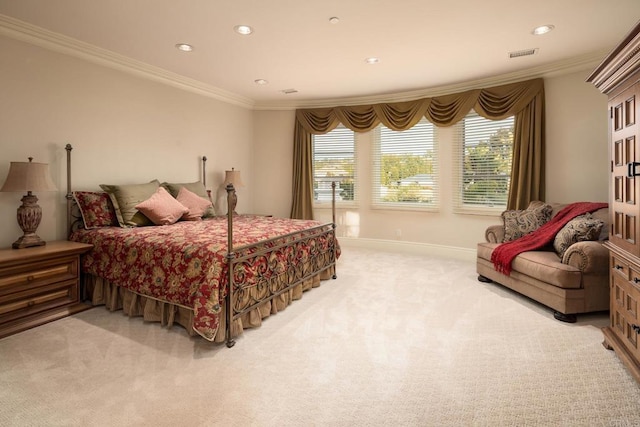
[[1, 246, 639, 427]]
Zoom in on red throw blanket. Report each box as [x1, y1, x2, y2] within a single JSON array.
[[491, 202, 608, 275]]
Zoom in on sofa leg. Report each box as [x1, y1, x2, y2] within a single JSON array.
[[553, 311, 577, 323], [477, 275, 493, 283]]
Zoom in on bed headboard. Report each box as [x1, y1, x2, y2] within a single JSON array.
[[65, 144, 211, 237]]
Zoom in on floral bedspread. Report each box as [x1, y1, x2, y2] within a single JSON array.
[[69, 215, 338, 340]]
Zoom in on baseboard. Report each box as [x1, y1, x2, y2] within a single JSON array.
[[338, 237, 476, 262]]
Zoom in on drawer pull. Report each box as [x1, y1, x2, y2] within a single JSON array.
[[615, 264, 624, 270], [27, 275, 34, 282], [633, 324, 640, 334], [634, 278, 640, 284]]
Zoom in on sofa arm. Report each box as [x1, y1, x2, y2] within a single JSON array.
[[485, 225, 505, 243], [562, 241, 609, 273]]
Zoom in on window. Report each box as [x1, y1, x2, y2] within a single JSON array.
[[453, 112, 514, 213], [372, 119, 438, 209], [312, 125, 356, 204]]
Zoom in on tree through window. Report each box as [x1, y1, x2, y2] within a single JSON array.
[[456, 113, 514, 211]]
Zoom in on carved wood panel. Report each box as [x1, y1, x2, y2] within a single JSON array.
[[610, 89, 640, 256]]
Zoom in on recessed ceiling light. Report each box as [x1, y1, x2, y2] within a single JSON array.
[[281, 88, 298, 94], [365, 57, 380, 64], [175, 43, 193, 52], [254, 79, 268, 85], [234, 25, 253, 35], [532, 24, 555, 35], [329, 17, 340, 24]]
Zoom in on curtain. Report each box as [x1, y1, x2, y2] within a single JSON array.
[[290, 78, 545, 219]]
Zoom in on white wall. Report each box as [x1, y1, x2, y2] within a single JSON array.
[[254, 70, 609, 251], [252, 110, 295, 218], [0, 35, 254, 246], [545, 71, 609, 202], [0, 32, 610, 253]]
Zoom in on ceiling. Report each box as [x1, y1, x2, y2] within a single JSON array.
[[1, 0, 639, 109]]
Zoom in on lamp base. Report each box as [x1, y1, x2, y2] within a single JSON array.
[[12, 192, 46, 249], [12, 233, 46, 249]]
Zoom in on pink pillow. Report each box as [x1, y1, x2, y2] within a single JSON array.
[[177, 186, 214, 221], [135, 186, 188, 225]]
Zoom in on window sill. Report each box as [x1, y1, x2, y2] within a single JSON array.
[[313, 202, 358, 210]]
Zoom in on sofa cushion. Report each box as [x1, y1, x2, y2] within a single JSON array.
[[477, 242, 582, 289], [501, 202, 553, 242], [553, 214, 604, 258]]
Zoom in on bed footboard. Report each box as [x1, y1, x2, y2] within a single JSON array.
[[224, 183, 338, 348]]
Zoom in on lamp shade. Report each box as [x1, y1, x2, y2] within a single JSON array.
[[223, 168, 244, 187], [0, 159, 57, 193]]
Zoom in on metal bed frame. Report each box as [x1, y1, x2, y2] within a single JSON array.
[[64, 144, 338, 347]]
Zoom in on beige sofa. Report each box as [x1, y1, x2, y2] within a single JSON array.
[[476, 203, 610, 322]]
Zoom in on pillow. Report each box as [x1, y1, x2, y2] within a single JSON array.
[[72, 191, 118, 229], [135, 186, 189, 226], [162, 181, 215, 218], [100, 180, 160, 227], [502, 202, 553, 242], [176, 186, 214, 221], [553, 214, 604, 259]]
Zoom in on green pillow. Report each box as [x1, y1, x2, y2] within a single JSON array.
[[99, 180, 160, 227]]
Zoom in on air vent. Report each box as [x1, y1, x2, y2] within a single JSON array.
[[281, 88, 298, 94], [508, 48, 538, 59]]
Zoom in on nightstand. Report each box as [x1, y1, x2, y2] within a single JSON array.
[[0, 240, 93, 339]]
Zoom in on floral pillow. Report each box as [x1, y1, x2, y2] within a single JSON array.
[[553, 214, 604, 259], [501, 201, 553, 242], [72, 191, 119, 229]]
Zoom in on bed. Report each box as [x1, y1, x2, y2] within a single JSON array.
[[64, 145, 339, 346]]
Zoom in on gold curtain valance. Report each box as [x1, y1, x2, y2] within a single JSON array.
[[296, 78, 543, 133], [291, 78, 545, 219]]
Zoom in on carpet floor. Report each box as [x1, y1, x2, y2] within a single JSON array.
[[1, 246, 639, 426]]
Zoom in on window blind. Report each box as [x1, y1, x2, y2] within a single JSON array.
[[453, 112, 514, 213], [312, 125, 356, 203], [372, 119, 438, 209]]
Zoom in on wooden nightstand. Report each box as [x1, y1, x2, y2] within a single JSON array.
[[0, 240, 93, 339]]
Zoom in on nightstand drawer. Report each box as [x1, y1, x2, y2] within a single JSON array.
[[0, 279, 78, 322], [0, 241, 92, 338], [0, 257, 78, 295]]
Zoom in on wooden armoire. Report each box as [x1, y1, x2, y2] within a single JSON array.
[[587, 20, 640, 383]]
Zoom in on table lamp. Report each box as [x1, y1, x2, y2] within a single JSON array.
[[223, 167, 244, 214], [0, 157, 58, 249]]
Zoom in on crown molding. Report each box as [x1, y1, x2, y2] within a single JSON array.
[[0, 14, 256, 109], [0, 13, 608, 112], [253, 50, 609, 111]]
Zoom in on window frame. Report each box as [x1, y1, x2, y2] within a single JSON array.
[[311, 125, 358, 208]]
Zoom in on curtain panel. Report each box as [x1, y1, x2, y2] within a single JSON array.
[[291, 78, 545, 219]]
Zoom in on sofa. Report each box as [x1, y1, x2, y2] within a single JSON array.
[[476, 202, 610, 322]]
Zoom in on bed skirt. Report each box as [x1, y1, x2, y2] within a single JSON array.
[[82, 265, 335, 343]]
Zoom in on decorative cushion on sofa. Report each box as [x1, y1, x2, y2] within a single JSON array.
[[553, 214, 604, 258], [501, 201, 553, 242]]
